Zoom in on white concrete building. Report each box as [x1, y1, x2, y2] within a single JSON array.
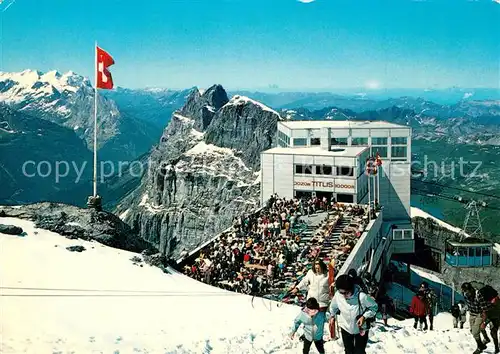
[[261, 120, 414, 254], [261, 146, 370, 204]]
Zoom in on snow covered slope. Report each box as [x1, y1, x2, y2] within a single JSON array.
[[0, 217, 491, 353], [411, 207, 463, 234]]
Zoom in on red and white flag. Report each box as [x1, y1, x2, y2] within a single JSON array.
[[96, 46, 115, 89], [375, 152, 383, 166]]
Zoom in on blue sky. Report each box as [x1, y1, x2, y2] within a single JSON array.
[[0, 0, 498, 90]]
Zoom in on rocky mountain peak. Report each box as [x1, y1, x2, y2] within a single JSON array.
[[179, 85, 229, 131], [117, 87, 281, 259], [202, 84, 229, 110]]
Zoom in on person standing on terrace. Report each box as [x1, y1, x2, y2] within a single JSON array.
[[290, 260, 330, 311]]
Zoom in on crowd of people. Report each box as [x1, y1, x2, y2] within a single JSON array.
[[180, 194, 373, 305], [181, 194, 334, 298]]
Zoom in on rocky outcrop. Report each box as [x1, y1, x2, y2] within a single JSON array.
[[179, 84, 229, 131], [0, 203, 151, 252], [0, 224, 23, 235], [66, 245, 86, 252], [205, 95, 281, 169], [116, 86, 281, 258]]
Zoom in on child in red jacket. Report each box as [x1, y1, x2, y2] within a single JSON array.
[[410, 290, 428, 330]]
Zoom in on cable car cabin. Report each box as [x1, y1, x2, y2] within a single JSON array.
[[445, 238, 493, 267]]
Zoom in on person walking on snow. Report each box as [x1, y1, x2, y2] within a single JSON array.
[[326, 274, 378, 354], [290, 260, 330, 310], [410, 290, 428, 330], [290, 297, 325, 354], [462, 282, 493, 354], [451, 301, 466, 329], [420, 282, 437, 330]]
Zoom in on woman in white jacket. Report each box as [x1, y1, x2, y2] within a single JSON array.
[[290, 260, 330, 309], [326, 274, 378, 354]]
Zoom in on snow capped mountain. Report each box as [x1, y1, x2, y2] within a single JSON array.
[[0, 216, 488, 353], [0, 69, 120, 148], [0, 70, 163, 163]]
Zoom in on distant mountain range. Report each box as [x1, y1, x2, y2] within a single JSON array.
[[231, 88, 500, 108], [281, 99, 500, 146], [102, 87, 192, 128]]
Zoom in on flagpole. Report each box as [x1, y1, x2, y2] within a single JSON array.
[[93, 41, 98, 197], [377, 166, 380, 208], [368, 168, 371, 223]]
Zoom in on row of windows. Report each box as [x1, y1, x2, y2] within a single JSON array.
[[367, 146, 407, 159], [445, 245, 491, 257], [293, 136, 407, 147], [295, 164, 355, 177], [393, 229, 414, 240]]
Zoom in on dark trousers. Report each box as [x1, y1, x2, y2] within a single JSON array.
[[414, 315, 428, 329], [340, 328, 369, 354], [302, 339, 324, 354], [490, 318, 500, 349], [428, 312, 434, 329]]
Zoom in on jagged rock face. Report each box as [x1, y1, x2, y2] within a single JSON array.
[[0, 203, 151, 252], [116, 86, 280, 258], [179, 85, 229, 131], [205, 95, 280, 169]]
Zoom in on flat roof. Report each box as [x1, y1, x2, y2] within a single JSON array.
[[279, 120, 409, 130], [262, 146, 368, 157]]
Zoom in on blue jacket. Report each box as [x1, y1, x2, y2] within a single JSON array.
[[292, 309, 326, 341], [326, 285, 378, 335]]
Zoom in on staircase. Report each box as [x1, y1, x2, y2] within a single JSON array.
[[319, 214, 353, 260]]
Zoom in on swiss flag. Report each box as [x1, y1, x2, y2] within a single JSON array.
[[376, 152, 383, 166], [96, 46, 114, 89]]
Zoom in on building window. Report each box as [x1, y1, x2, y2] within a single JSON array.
[[393, 230, 403, 240], [403, 230, 413, 239], [391, 146, 407, 159], [337, 166, 354, 177], [336, 194, 354, 203], [391, 137, 407, 145], [295, 165, 313, 174], [352, 137, 369, 146], [315, 165, 333, 175], [371, 137, 388, 145], [293, 138, 307, 146], [372, 147, 388, 157], [311, 138, 321, 146], [277, 130, 290, 147], [331, 137, 348, 146], [393, 229, 413, 240]]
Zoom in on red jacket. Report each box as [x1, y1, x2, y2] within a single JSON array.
[[410, 295, 427, 316]]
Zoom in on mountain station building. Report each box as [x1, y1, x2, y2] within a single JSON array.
[[261, 120, 414, 257]]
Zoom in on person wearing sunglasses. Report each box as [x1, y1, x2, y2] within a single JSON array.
[[326, 274, 378, 354]]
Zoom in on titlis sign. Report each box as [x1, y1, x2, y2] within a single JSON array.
[[294, 181, 354, 189]]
